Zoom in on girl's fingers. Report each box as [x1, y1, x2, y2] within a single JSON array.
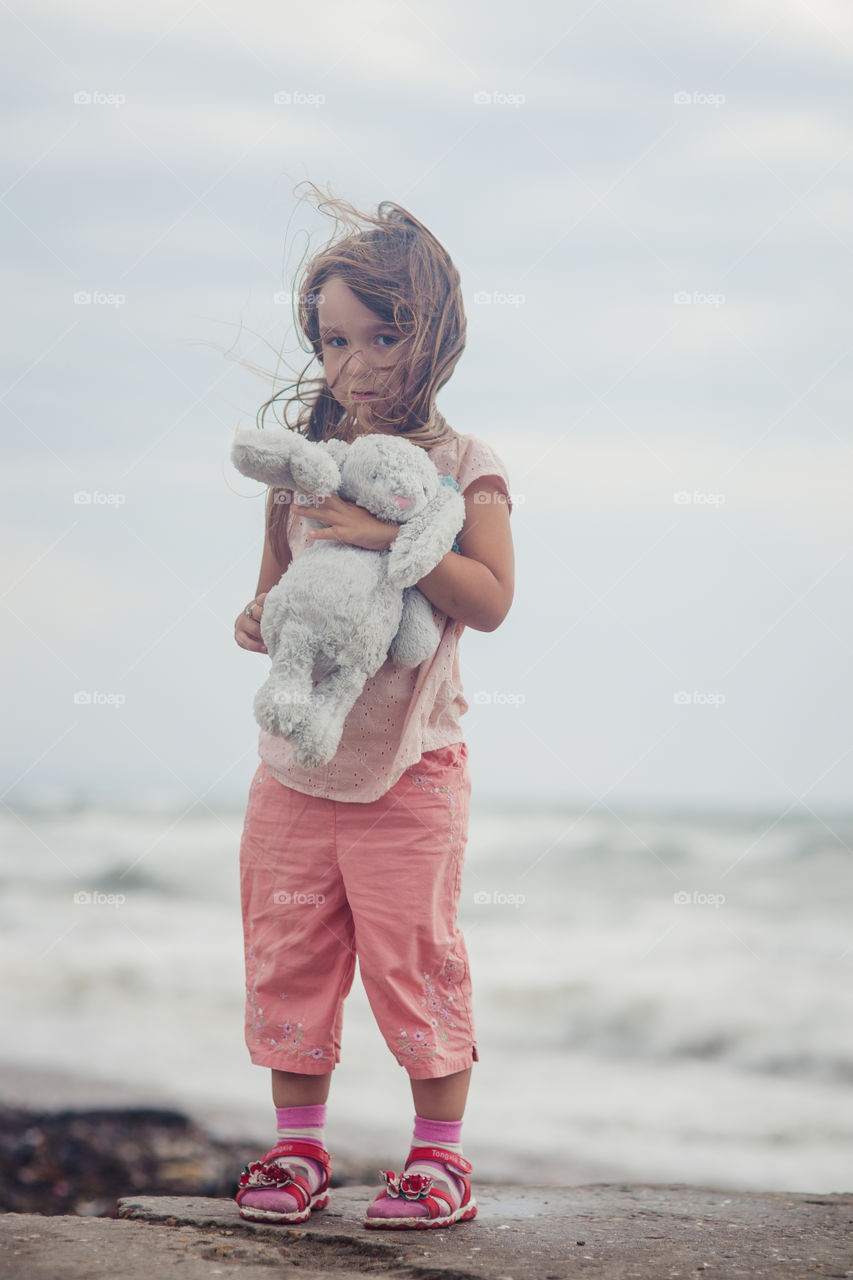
[[235, 609, 268, 652]]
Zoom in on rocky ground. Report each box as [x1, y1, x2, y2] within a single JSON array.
[[0, 1104, 372, 1218], [1, 1185, 852, 1280]]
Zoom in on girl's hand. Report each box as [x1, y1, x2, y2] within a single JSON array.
[[300, 493, 399, 552], [235, 591, 269, 653]]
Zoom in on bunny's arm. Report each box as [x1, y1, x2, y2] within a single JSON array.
[[385, 485, 466, 589]]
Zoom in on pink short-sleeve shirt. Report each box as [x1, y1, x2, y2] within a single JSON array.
[[257, 430, 512, 803]]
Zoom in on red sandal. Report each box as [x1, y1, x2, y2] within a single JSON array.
[[235, 1139, 332, 1224], [364, 1145, 478, 1230]]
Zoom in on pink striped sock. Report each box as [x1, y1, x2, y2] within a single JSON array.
[[275, 1103, 326, 1147], [412, 1114, 463, 1151]]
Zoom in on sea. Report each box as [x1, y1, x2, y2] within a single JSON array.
[[1, 796, 851, 1195]]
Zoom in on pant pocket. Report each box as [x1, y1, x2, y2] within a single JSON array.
[[416, 740, 467, 771]]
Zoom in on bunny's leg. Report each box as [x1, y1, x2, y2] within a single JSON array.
[[388, 588, 440, 670], [291, 665, 369, 770], [254, 622, 317, 738]]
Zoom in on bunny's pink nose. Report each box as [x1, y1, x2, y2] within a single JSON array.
[[392, 494, 414, 510]]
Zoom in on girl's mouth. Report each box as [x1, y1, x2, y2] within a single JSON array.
[[351, 392, 376, 400]]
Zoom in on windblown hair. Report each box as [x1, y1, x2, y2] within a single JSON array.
[[260, 184, 467, 563]]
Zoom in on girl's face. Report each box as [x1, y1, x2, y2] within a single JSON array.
[[315, 275, 408, 427]]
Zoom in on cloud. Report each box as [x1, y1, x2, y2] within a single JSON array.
[[486, 428, 853, 523]]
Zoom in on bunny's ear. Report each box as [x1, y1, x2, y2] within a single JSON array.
[[386, 485, 466, 589], [231, 426, 341, 495], [232, 426, 302, 486]]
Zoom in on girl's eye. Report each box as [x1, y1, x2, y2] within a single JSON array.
[[324, 336, 346, 348], [376, 334, 398, 346]]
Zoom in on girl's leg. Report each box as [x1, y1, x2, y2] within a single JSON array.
[[362, 1068, 474, 1224], [238, 1073, 334, 1220], [237, 767, 351, 1222], [335, 744, 478, 1226], [410, 1066, 471, 1121], [272, 1068, 332, 1107]]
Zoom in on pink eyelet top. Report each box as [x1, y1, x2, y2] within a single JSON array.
[[257, 430, 513, 803]]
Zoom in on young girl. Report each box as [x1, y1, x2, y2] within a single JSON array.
[[232, 191, 514, 1230]]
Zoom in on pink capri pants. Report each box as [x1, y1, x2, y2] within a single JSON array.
[[239, 741, 478, 1080]]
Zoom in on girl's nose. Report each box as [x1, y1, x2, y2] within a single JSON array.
[[343, 347, 369, 369]]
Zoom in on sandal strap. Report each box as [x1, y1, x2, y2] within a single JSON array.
[[421, 1187, 454, 1219], [265, 1139, 331, 1174], [405, 1146, 472, 1176]]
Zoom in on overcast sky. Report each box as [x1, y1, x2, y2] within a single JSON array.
[[2, 0, 852, 814]]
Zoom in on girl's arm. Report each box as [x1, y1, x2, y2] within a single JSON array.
[[234, 489, 292, 653], [301, 477, 514, 633], [414, 476, 514, 633], [255, 489, 292, 594]]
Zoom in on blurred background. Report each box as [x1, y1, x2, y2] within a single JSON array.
[[1, 0, 851, 1200]]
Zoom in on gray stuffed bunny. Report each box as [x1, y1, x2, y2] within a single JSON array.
[[232, 425, 466, 768]]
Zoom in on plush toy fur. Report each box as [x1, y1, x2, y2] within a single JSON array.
[[232, 426, 465, 768]]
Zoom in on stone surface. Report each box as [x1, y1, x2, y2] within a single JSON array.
[[1, 1184, 851, 1279]]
